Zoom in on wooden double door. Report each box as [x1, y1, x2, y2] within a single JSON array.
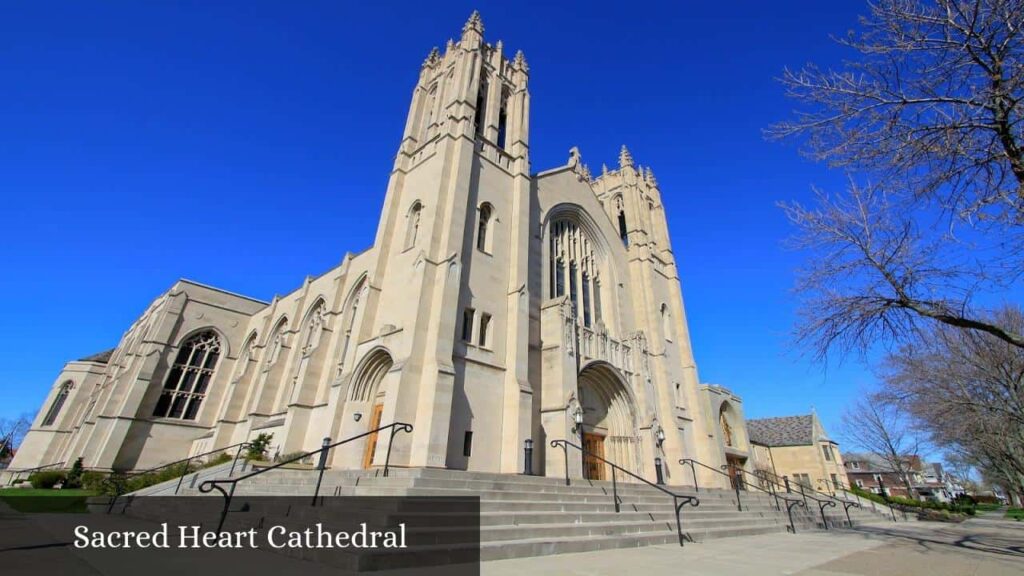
[[361, 403, 384, 469], [582, 433, 606, 481]]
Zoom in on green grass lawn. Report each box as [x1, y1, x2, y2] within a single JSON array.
[[1006, 508, 1024, 521], [0, 488, 98, 513], [976, 502, 1002, 512]]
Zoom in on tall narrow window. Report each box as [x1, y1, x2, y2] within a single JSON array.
[[497, 88, 509, 149], [462, 308, 475, 342], [266, 318, 288, 368], [477, 204, 492, 252], [581, 273, 592, 327], [301, 301, 326, 355], [569, 261, 578, 316], [479, 313, 491, 347], [463, 431, 473, 457], [549, 219, 602, 322], [618, 210, 628, 245], [822, 444, 833, 461], [474, 76, 489, 136], [153, 330, 221, 421], [420, 84, 437, 141], [405, 202, 422, 249], [661, 303, 672, 342], [42, 381, 73, 426]]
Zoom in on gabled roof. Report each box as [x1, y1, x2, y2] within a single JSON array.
[[78, 349, 114, 364], [747, 415, 815, 447]]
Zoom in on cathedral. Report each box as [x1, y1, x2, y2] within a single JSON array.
[[10, 12, 751, 488]]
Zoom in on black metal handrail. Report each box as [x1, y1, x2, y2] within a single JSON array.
[[838, 482, 899, 522], [730, 467, 786, 511], [551, 439, 699, 547], [201, 422, 413, 533], [6, 461, 65, 486], [104, 441, 254, 512], [679, 458, 746, 511]]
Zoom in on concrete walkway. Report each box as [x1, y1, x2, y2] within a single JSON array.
[[482, 515, 1024, 576]]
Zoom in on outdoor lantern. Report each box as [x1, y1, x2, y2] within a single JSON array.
[[574, 407, 584, 425], [656, 426, 666, 446]]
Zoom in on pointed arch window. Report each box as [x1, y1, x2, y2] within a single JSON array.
[[614, 196, 628, 246], [235, 332, 258, 379], [661, 303, 673, 342], [153, 330, 221, 421], [497, 87, 510, 149], [477, 203, 493, 253], [42, 381, 73, 426], [474, 75, 489, 136], [266, 319, 288, 368], [420, 84, 437, 141], [405, 202, 423, 249], [301, 301, 326, 355], [719, 405, 734, 447]]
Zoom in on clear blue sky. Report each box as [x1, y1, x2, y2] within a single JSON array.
[[0, 1, 876, 440]]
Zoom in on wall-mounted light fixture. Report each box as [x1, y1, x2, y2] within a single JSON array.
[[655, 425, 666, 447], [571, 407, 584, 435]]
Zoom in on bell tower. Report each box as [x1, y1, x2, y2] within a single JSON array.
[[364, 12, 534, 472]]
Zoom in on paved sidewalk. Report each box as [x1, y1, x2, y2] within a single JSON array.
[[482, 516, 1024, 576]]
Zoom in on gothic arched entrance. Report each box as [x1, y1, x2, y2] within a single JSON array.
[[577, 362, 640, 480], [348, 348, 393, 469]]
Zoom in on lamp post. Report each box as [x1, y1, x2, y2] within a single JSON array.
[[524, 439, 534, 476]]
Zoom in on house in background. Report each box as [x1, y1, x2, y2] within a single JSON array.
[[747, 413, 847, 496], [842, 452, 925, 499]]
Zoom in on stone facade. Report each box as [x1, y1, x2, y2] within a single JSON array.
[[748, 413, 847, 495], [8, 13, 740, 489]]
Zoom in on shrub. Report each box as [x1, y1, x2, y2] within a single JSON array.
[[81, 471, 108, 492], [65, 458, 84, 489], [246, 433, 273, 461], [276, 451, 313, 465], [28, 470, 67, 489]]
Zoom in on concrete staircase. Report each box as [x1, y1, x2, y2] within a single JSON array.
[[112, 466, 896, 563]]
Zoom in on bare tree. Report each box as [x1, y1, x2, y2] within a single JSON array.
[[771, 0, 1024, 357], [881, 306, 1024, 502], [840, 396, 922, 495], [0, 413, 33, 459]]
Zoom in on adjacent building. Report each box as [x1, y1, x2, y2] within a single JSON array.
[[842, 453, 924, 499], [747, 413, 846, 495]]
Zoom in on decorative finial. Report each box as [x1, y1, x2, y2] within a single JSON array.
[[645, 167, 658, 188], [601, 163, 608, 176], [463, 10, 484, 35], [446, 38, 455, 52], [423, 47, 440, 67], [619, 145, 634, 168], [514, 50, 529, 73], [581, 164, 592, 182]]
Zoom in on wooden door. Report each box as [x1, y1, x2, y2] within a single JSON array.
[[582, 433, 605, 481], [726, 457, 742, 490], [362, 404, 384, 469]]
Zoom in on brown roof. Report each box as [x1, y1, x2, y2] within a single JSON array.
[[747, 415, 815, 447]]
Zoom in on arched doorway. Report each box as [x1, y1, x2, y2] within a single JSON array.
[[349, 349, 393, 469], [577, 362, 640, 480]]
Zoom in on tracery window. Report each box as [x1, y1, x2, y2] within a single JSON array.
[[266, 319, 288, 368], [301, 301, 326, 355], [235, 332, 258, 379], [548, 219, 601, 327], [153, 331, 221, 421], [42, 381, 73, 426]]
